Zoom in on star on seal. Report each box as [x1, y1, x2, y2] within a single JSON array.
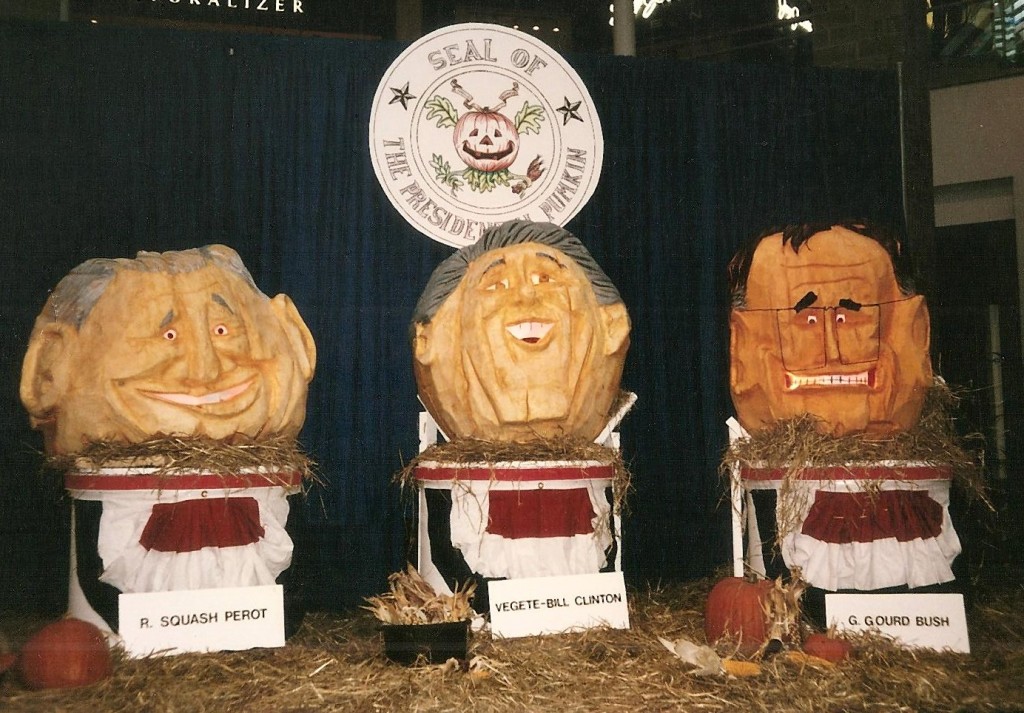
[[556, 97, 583, 125], [389, 82, 416, 110]]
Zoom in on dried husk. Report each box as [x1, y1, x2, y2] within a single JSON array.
[[363, 564, 476, 625]]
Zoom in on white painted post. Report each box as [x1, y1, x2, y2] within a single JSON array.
[[612, 0, 636, 56]]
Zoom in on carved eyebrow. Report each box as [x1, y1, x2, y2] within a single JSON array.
[[159, 310, 175, 328], [212, 293, 234, 313], [838, 298, 862, 311], [536, 251, 566, 268], [793, 291, 818, 312], [481, 258, 507, 275]]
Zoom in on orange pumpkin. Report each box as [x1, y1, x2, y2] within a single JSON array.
[[412, 228, 631, 443], [802, 631, 852, 663], [704, 576, 775, 655], [18, 618, 113, 690], [729, 225, 932, 437], [453, 110, 520, 172], [0, 651, 15, 677]]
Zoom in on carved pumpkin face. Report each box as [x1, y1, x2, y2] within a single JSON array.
[[20, 248, 317, 454], [453, 110, 520, 172], [414, 242, 630, 442], [729, 226, 932, 436]]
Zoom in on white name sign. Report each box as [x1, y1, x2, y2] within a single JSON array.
[[827, 593, 970, 653], [119, 585, 286, 657], [489, 572, 629, 639]]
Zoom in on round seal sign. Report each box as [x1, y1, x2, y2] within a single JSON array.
[[369, 23, 604, 248]]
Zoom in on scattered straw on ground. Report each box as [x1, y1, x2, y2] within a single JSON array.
[[3, 568, 1022, 713]]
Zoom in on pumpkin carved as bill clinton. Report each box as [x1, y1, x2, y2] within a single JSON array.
[[21, 244, 315, 453], [728, 223, 932, 437], [411, 220, 631, 442]]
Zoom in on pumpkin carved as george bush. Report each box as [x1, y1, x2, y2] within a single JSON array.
[[17, 618, 113, 690], [728, 223, 932, 437]]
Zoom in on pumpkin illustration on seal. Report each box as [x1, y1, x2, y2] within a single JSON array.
[[453, 109, 520, 173], [424, 78, 546, 195]]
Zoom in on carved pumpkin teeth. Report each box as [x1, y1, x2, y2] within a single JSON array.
[[506, 321, 552, 344], [785, 369, 875, 390], [143, 379, 254, 406]]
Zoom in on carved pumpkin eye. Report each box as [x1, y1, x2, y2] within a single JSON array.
[[213, 324, 229, 336], [469, 129, 479, 137], [835, 313, 847, 324], [485, 278, 510, 292], [530, 273, 552, 285], [163, 328, 178, 341], [805, 314, 818, 325]]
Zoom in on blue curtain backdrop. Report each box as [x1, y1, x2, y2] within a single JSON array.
[[0, 20, 903, 610]]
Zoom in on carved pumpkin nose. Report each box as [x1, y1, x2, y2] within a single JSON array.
[[480, 135, 493, 146]]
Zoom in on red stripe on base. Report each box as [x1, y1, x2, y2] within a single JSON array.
[[800, 490, 944, 543], [739, 465, 952, 482], [140, 497, 265, 552], [65, 470, 303, 491], [414, 463, 615, 483], [486, 489, 596, 539]]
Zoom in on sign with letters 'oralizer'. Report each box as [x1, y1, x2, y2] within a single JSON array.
[[369, 23, 603, 247]]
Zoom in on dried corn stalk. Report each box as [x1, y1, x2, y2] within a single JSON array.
[[363, 564, 476, 624], [763, 568, 807, 645]]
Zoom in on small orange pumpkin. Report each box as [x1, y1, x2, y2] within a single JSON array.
[[704, 575, 775, 655], [0, 651, 15, 678], [18, 618, 113, 690]]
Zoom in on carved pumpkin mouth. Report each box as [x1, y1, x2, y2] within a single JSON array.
[[506, 320, 553, 345], [785, 368, 875, 390], [462, 140, 515, 162], [141, 378, 256, 407]]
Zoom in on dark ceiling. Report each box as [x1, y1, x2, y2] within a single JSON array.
[[69, 0, 792, 57]]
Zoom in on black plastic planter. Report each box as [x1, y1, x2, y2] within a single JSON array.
[[380, 620, 471, 665]]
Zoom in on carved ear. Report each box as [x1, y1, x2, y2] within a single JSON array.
[[889, 294, 932, 377], [600, 302, 631, 356], [908, 294, 931, 354], [270, 294, 316, 382], [413, 321, 435, 365], [729, 310, 756, 395], [20, 321, 76, 422]]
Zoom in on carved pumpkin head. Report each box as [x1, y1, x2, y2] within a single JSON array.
[[728, 224, 932, 436], [412, 221, 630, 443], [20, 245, 317, 454], [453, 110, 520, 173]]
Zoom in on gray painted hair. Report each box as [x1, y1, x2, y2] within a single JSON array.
[[411, 220, 622, 328], [45, 244, 262, 329]]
